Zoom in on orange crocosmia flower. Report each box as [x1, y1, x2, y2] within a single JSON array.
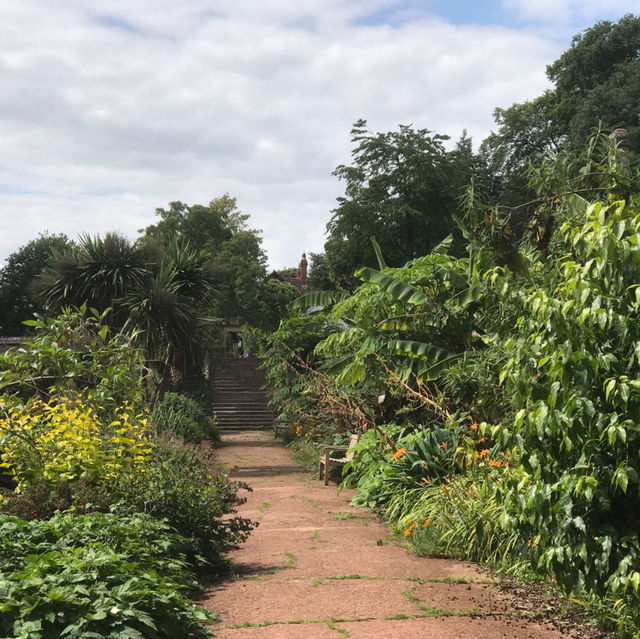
[[479, 449, 490, 457], [470, 423, 479, 431], [392, 447, 407, 460], [403, 529, 411, 536], [441, 441, 448, 449]]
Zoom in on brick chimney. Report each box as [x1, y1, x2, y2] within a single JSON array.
[[297, 252, 308, 282]]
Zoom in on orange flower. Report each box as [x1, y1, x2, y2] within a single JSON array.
[[392, 447, 406, 460], [470, 423, 478, 431], [441, 442, 448, 450], [403, 529, 411, 536], [479, 449, 490, 457]]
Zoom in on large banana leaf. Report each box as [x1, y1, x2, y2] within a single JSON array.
[[288, 290, 348, 312], [354, 267, 428, 305], [431, 234, 454, 254], [392, 339, 451, 361]]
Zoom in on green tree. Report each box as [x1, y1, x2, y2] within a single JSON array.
[[0, 233, 72, 336], [252, 278, 298, 332], [38, 232, 149, 330], [484, 14, 640, 200], [307, 252, 333, 291], [141, 196, 269, 326], [325, 120, 479, 288]]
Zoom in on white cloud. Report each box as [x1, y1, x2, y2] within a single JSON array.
[[0, 1, 572, 271], [503, 0, 640, 24]]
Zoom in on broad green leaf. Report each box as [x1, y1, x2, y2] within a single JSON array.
[[288, 290, 348, 312], [355, 266, 427, 305]]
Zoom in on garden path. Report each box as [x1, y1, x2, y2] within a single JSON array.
[[200, 430, 605, 639]]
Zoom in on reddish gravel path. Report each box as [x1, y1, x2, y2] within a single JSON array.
[[200, 430, 605, 639]]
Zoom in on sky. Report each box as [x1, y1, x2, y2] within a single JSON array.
[[1, 0, 640, 270]]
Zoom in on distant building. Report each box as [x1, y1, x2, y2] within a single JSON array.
[[283, 252, 309, 294]]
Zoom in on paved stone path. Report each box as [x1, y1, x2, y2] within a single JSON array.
[[200, 430, 588, 638]]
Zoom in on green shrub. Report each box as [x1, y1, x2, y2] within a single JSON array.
[[0, 478, 114, 520], [115, 435, 256, 573], [151, 392, 218, 442], [0, 511, 215, 639], [0, 306, 145, 420]]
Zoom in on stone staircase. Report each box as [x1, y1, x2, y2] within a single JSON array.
[[212, 358, 274, 431]]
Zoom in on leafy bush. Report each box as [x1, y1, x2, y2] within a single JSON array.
[[0, 511, 215, 639], [0, 478, 114, 520], [494, 200, 640, 619], [0, 397, 153, 492], [115, 435, 256, 572], [0, 305, 145, 418], [384, 451, 527, 570], [151, 392, 218, 442]]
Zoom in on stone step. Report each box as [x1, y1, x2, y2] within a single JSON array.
[[212, 358, 273, 430]]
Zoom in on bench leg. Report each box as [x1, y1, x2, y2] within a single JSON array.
[[324, 451, 331, 485]]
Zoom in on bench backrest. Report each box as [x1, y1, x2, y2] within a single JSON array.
[[345, 433, 359, 462]]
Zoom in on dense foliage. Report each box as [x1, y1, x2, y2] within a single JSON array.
[[0, 233, 72, 336], [151, 392, 219, 443], [266, 133, 640, 634], [0, 308, 256, 637], [0, 512, 215, 639], [483, 14, 640, 205], [324, 121, 485, 287]]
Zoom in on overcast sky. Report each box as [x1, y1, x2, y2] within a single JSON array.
[[1, 1, 639, 270]]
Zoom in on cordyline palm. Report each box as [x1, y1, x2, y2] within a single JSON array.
[[38, 232, 148, 329], [38, 234, 218, 393], [123, 243, 218, 385]]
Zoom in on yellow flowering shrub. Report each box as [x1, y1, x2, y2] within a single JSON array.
[[0, 397, 153, 491]]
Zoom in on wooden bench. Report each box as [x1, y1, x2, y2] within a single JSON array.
[[318, 433, 359, 486]]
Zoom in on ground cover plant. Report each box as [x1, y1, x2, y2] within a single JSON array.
[[0, 512, 215, 639]]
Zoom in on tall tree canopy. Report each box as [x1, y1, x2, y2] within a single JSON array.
[[141, 195, 270, 326], [483, 13, 640, 196], [0, 233, 72, 336], [324, 120, 483, 288]]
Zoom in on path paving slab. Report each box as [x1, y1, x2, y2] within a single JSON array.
[[201, 430, 608, 639], [335, 616, 571, 639]]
